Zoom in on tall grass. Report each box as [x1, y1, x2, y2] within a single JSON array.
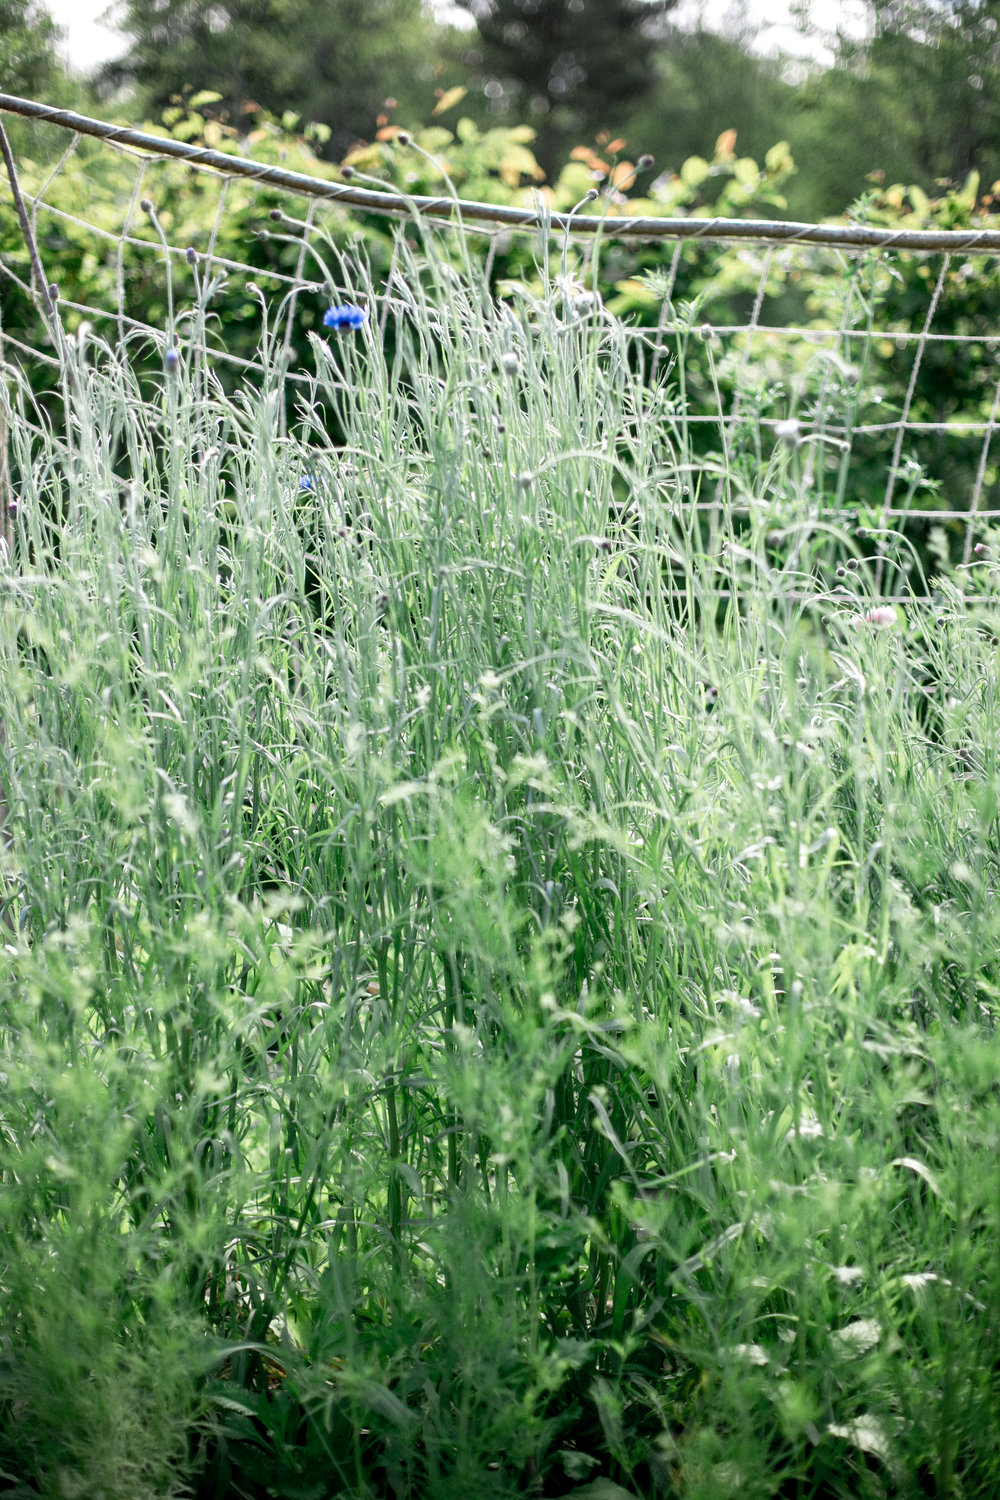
[[1, 217, 1000, 1500]]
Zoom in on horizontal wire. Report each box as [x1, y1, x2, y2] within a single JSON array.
[[9, 204, 1000, 354], [679, 503, 998, 520], [685, 325, 1000, 345], [10, 198, 329, 290], [6, 91, 1000, 254]]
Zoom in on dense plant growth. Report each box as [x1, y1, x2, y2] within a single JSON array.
[[1, 210, 1000, 1498]]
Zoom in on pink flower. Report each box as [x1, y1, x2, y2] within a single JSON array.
[[849, 605, 897, 629]]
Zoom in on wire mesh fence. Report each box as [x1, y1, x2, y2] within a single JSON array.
[[3, 90, 1000, 592]]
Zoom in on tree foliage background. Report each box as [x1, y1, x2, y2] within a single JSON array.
[[2, 0, 62, 98], [98, 0, 436, 158], [448, 0, 676, 172], [4, 0, 982, 220]]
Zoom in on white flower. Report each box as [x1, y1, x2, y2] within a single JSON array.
[[774, 418, 802, 448]]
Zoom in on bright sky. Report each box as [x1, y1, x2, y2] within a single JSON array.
[[42, 0, 126, 72], [38, 0, 867, 78]]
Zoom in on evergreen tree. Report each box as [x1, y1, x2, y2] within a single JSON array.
[[629, 25, 796, 184], [2, 0, 61, 98], [98, 0, 436, 158], [454, 0, 677, 173], [865, 0, 1000, 185], [797, 0, 1000, 195]]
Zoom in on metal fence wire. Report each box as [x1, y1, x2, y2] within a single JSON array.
[[4, 91, 1000, 589]]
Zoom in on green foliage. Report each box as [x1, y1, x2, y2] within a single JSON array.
[[451, 0, 676, 175], [99, 0, 436, 159], [825, 174, 1000, 544], [0, 996, 202, 1498], [848, 0, 1000, 190], [0, 0, 62, 98], [54, 0, 1000, 229], [778, 0, 1000, 220], [627, 24, 800, 202], [343, 109, 547, 199]]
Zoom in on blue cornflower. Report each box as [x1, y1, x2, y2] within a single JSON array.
[[323, 303, 368, 332], [299, 475, 315, 490]]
